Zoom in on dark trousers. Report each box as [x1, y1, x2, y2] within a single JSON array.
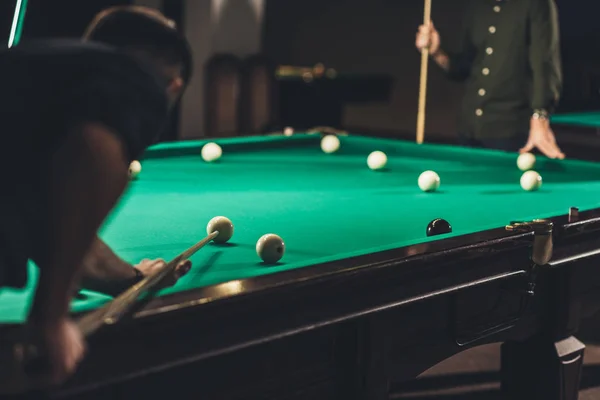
[[458, 134, 524, 152]]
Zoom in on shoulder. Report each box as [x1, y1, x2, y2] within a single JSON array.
[[1, 40, 169, 159], [2, 39, 166, 96]]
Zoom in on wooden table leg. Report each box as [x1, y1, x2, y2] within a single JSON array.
[[501, 336, 585, 400]]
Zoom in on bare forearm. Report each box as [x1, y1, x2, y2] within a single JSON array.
[[30, 124, 129, 323], [80, 237, 138, 296]]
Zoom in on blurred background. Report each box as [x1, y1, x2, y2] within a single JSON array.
[[3, 1, 600, 398], [3, 0, 600, 149]]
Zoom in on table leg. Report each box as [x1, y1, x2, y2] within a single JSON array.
[[501, 336, 585, 400]]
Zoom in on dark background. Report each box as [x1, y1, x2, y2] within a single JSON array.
[[2, 0, 599, 139]]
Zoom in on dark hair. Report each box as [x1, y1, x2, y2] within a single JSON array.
[[83, 6, 192, 84]]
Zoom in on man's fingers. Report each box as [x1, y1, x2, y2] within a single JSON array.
[[519, 141, 534, 154], [536, 139, 562, 159], [150, 259, 166, 271], [178, 260, 192, 275], [174, 260, 192, 280]]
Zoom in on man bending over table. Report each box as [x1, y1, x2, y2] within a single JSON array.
[[0, 6, 193, 390], [415, 0, 564, 158]]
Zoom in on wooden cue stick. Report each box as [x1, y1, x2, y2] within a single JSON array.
[[416, 0, 433, 144], [13, 232, 219, 382], [76, 231, 219, 336]]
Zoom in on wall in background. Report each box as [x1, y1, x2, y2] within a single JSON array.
[[10, 0, 600, 138], [264, 0, 468, 138], [264, 0, 600, 138], [180, 0, 265, 138], [19, 0, 127, 38]]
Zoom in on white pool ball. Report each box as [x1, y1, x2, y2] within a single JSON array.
[[517, 152, 536, 171], [201, 142, 222, 162], [128, 160, 142, 179], [520, 170, 542, 191], [256, 234, 285, 264], [206, 216, 234, 244], [418, 170, 441, 192], [321, 135, 340, 154], [367, 151, 387, 171], [283, 127, 294, 136]]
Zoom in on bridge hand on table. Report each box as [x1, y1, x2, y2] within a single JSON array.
[[521, 124, 565, 160], [134, 258, 192, 288]]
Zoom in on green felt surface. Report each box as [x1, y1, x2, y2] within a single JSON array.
[[2, 134, 600, 323], [552, 112, 600, 128]]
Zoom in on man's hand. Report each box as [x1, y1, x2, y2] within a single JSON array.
[[416, 22, 441, 55], [0, 318, 85, 394], [520, 118, 565, 159], [28, 318, 86, 386], [134, 258, 192, 288]]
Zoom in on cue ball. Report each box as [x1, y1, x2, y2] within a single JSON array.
[[418, 170, 441, 192], [128, 160, 142, 179], [321, 135, 340, 154], [256, 234, 285, 264], [367, 151, 387, 171], [201, 142, 222, 162], [517, 152, 536, 171], [426, 218, 452, 237], [520, 170, 542, 191], [283, 127, 294, 136], [206, 216, 234, 244]]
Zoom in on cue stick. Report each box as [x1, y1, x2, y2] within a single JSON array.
[[76, 230, 219, 336], [416, 0, 432, 144], [8, 0, 28, 48], [15, 231, 219, 382]]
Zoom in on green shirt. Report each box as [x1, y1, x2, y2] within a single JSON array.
[[443, 0, 562, 139]]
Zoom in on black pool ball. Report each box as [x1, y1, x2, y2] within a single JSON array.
[[426, 218, 452, 237]]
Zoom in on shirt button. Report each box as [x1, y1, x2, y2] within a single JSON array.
[[494, 5, 501, 12], [489, 26, 496, 34], [486, 47, 494, 55], [475, 109, 483, 116], [482, 68, 490, 75], [478, 88, 486, 96]]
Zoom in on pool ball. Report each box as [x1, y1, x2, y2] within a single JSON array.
[[128, 160, 142, 179], [517, 152, 536, 171], [426, 218, 452, 237], [520, 170, 542, 191], [256, 234, 285, 264], [367, 151, 387, 171], [206, 216, 234, 244], [201, 142, 222, 162], [283, 127, 294, 136], [321, 135, 340, 154], [418, 170, 440, 192]]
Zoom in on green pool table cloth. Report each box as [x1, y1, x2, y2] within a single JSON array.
[[2, 134, 600, 323]]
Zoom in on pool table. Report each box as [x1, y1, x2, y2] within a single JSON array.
[[4, 133, 600, 400], [551, 112, 600, 161], [552, 111, 600, 129]]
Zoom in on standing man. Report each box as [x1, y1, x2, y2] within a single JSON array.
[[415, 0, 564, 158]]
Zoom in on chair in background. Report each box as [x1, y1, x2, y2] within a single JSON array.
[[204, 53, 243, 137], [240, 54, 279, 134]]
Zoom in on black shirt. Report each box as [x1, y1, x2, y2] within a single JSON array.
[[443, 0, 562, 139], [0, 40, 169, 288], [0, 39, 169, 160]]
